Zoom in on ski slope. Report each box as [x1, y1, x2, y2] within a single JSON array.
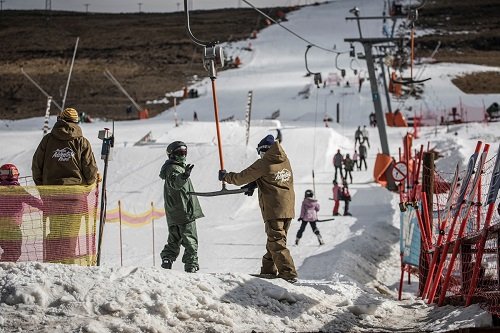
[[1, 0, 500, 332]]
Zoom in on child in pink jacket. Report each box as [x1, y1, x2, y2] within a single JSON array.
[[295, 189, 324, 245]]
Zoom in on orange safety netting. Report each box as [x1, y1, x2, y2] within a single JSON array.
[[421, 150, 500, 314], [0, 184, 98, 266]]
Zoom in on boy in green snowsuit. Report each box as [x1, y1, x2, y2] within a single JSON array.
[[159, 141, 204, 273]]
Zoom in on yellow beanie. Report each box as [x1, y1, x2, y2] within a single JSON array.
[[60, 108, 80, 123]]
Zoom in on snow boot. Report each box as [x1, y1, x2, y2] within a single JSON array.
[[280, 276, 298, 284], [295, 237, 300, 245], [161, 258, 173, 269], [317, 234, 324, 245], [344, 212, 352, 216], [185, 265, 199, 273]]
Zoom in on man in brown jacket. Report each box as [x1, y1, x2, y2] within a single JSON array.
[[219, 135, 297, 282], [32, 107, 98, 264]]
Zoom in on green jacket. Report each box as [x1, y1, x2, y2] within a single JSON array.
[[160, 159, 204, 226], [224, 141, 295, 221], [32, 120, 98, 185]]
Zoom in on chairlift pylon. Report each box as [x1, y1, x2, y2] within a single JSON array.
[[184, 0, 246, 197]]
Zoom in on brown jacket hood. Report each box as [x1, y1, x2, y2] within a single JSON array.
[[51, 119, 83, 141], [224, 141, 295, 220], [32, 120, 98, 186]]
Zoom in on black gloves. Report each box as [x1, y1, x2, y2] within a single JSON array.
[[182, 164, 194, 179], [298, 218, 303, 222], [218, 169, 227, 181], [241, 181, 257, 196]]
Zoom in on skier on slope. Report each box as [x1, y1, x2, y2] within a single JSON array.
[[343, 153, 355, 184], [340, 179, 352, 216], [354, 126, 363, 146], [159, 141, 204, 273], [295, 189, 324, 246], [219, 134, 298, 283], [361, 125, 370, 148], [333, 149, 344, 182], [332, 179, 340, 216], [359, 142, 368, 171]]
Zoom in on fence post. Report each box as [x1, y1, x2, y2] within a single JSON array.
[[118, 200, 123, 267], [419, 152, 434, 296], [151, 202, 156, 267]]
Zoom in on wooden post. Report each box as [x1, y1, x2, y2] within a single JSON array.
[[118, 200, 123, 267], [151, 202, 156, 267], [419, 152, 434, 296]]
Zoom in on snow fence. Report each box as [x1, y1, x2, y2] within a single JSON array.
[[0, 184, 98, 265]]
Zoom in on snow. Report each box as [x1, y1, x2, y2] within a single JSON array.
[[1, 1, 500, 332]]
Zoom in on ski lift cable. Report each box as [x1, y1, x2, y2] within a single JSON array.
[[241, 0, 348, 55]]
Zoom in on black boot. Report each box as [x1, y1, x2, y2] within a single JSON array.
[[161, 258, 173, 269]]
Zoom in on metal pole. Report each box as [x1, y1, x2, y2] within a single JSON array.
[[43, 96, 52, 135], [61, 37, 79, 111], [364, 44, 390, 155], [21, 68, 63, 111], [336, 103, 340, 123], [104, 70, 142, 112], [363, 43, 396, 190], [174, 97, 179, 127]]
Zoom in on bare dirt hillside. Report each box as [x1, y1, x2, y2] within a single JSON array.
[[0, 7, 294, 120], [1, 0, 499, 120]]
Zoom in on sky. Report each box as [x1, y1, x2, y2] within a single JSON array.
[[2, 0, 329, 13], [1, 0, 500, 331]]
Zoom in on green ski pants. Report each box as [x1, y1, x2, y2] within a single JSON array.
[[160, 221, 198, 270]]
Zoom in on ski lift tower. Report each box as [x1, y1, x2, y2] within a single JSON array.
[[344, 7, 406, 190]]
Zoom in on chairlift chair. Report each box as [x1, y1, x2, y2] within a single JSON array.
[[391, 8, 431, 86], [304, 45, 322, 87]]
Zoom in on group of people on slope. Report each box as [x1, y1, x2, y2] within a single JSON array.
[[0, 108, 99, 263]]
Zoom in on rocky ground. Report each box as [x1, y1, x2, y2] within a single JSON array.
[[0, 0, 498, 120]]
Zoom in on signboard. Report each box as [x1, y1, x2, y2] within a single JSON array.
[[392, 161, 408, 182]]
